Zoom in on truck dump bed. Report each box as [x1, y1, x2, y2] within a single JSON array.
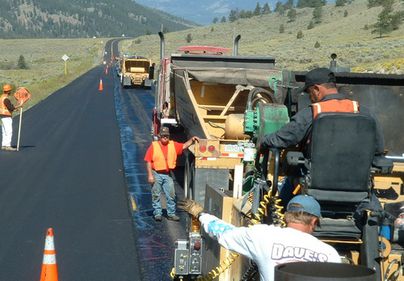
[[170, 54, 287, 139]]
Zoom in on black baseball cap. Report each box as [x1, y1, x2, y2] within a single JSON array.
[[160, 126, 170, 136], [301, 68, 336, 92]]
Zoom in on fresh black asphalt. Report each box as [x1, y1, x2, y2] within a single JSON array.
[[0, 63, 142, 280]]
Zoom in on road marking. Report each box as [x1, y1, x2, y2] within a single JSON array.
[[130, 194, 137, 211]]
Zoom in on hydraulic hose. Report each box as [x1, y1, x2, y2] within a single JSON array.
[[246, 87, 276, 111]]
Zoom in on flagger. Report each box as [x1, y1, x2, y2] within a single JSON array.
[[1, 84, 23, 151]]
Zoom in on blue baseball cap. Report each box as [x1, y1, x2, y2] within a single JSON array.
[[287, 195, 321, 218]]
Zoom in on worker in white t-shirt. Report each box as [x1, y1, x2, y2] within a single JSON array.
[[179, 195, 341, 281]]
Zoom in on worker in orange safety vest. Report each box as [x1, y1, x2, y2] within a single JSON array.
[[1, 84, 23, 151], [144, 126, 199, 222]]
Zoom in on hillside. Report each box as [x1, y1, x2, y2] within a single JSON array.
[[121, 0, 404, 73], [134, 0, 283, 24], [0, 0, 196, 38]]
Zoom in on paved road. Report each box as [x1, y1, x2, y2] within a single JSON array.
[[0, 40, 187, 281], [0, 51, 140, 280]]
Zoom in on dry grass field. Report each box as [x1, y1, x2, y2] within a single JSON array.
[[0, 38, 105, 109], [121, 0, 404, 74]]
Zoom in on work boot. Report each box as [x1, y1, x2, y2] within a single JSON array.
[[154, 215, 162, 222], [167, 215, 180, 221]]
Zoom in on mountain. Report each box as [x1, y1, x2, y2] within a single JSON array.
[[134, 0, 287, 24], [0, 0, 197, 38]]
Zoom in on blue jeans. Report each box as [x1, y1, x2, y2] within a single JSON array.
[[278, 177, 296, 208], [151, 171, 176, 217]]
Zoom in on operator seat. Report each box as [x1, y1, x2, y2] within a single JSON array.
[[286, 112, 393, 279], [288, 113, 377, 238], [306, 112, 376, 205]]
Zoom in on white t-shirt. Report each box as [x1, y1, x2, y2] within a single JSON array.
[[199, 213, 341, 281]]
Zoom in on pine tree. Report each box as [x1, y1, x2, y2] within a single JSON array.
[[314, 41, 321, 48], [313, 6, 323, 24], [185, 33, 192, 43], [275, 2, 285, 15], [307, 21, 315, 29], [284, 0, 294, 9], [212, 17, 218, 24], [254, 2, 262, 16], [220, 16, 226, 23], [336, 0, 347, 6], [279, 24, 285, 33], [371, 3, 395, 37], [297, 0, 326, 8], [297, 30, 304, 39], [17, 55, 27, 69], [228, 9, 238, 22], [262, 3, 271, 14], [287, 8, 297, 22]]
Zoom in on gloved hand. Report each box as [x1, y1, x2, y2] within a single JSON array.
[[178, 199, 204, 218], [258, 141, 269, 154]]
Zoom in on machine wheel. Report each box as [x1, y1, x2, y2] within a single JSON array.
[[184, 153, 195, 200]]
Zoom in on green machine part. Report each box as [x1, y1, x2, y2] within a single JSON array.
[[268, 71, 284, 99], [257, 103, 289, 142], [244, 103, 289, 142]]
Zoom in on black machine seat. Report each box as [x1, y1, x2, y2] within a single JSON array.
[[306, 112, 377, 204], [283, 112, 394, 277], [286, 113, 379, 237]]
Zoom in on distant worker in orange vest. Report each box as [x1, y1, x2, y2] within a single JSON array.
[[260, 68, 384, 206], [144, 126, 200, 222], [1, 84, 23, 151]]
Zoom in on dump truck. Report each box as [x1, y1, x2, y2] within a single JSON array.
[[153, 32, 404, 281], [120, 56, 152, 88]]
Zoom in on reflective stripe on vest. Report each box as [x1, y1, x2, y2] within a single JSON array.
[[312, 99, 359, 119], [0, 95, 12, 116], [152, 141, 177, 171]]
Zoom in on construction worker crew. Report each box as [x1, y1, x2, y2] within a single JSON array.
[[144, 126, 200, 222], [1, 84, 22, 151], [259, 67, 385, 205], [179, 195, 341, 281]]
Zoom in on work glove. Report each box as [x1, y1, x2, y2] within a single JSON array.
[[178, 198, 204, 218], [258, 141, 269, 154]]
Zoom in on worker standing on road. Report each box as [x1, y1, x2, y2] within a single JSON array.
[[179, 195, 341, 281], [1, 84, 22, 151], [144, 126, 200, 222], [259, 68, 385, 205]]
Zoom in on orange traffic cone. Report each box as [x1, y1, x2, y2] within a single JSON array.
[[98, 79, 103, 91], [105, 66, 108, 75], [39, 228, 58, 281]]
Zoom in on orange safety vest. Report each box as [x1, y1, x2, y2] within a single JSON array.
[[0, 94, 12, 116], [312, 99, 359, 119], [152, 141, 177, 171]]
